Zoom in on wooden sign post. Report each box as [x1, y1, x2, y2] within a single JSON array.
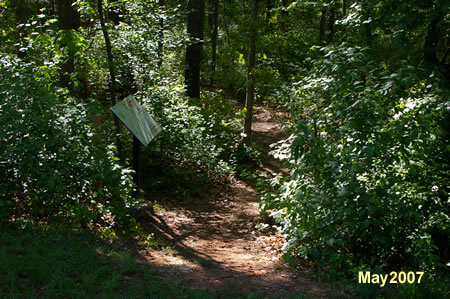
[[111, 96, 161, 197]]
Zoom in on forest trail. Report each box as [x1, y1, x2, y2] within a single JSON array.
[[135, 106, 329, 297]]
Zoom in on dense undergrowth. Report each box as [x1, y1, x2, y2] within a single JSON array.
[[0, 0, 239, 228], [0, 56, 136, 226], [261, 36, 449, 280]]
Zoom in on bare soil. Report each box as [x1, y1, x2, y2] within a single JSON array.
[[135, 106, 330, 298]]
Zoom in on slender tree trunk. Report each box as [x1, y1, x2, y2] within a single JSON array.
[[424, 0, 449, 82], [319, 7, 326, 45], [56, 0, 80, 89], [327, 6, 335, 44], [242, 0, 258, 145], [342, 0, 346, 17], [49, 0, 55, 14], [132, 136, 141, 198], [185, 0, 205, 99], [157, 0, 165, 68], [97, 0, 122, 154], [280, 0, 289, 33], [278, 0, 289, 76], [207, 0, 213, 29], [424, 18, 440, 66], [423, 1, 446, 66], [220, 2, 234, 92], [209, 0, 219, 86], [13, 0, 28, 58], [364, 22, 372, 47], [361, 1, 372, 48]]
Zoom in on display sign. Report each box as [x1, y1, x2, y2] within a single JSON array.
[[111, 96, 161, 147]]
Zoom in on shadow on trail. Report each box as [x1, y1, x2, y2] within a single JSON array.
[[251, 105, 290, 176], [127, 104, 328, 297], [130, 186, 326, 297], [133, 180, 258, 262]]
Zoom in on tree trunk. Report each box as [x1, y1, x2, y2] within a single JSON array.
[[361, 1, 372, 48], [424, 0, 449, 82], [342, 0, 346, 17], [364, 22, 372, 48], [56, 0, 80, 89], [13, 0, 28, 58], [207, 0, 213, 29], [157, 0, 165, 68], [327, 6, 335, 44], [97, 0, 122, 155], [319, 7, 326, 45], [242, 0, 258, 145], [132, 136, 141, 198], [280, 0, 289, 33], [424, 19, 440, 66], [423, 1, 446, 66], [185, 0, 206, 99], [49, 0, 55, 14], [209, 0, 219, 86]]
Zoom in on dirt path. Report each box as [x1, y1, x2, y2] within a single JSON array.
[[135, 106, 329, 297]]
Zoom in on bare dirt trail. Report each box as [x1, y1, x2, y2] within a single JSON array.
[[135, 106, 329, 297]]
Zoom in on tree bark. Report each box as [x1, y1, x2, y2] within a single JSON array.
[[13, 0, 28, 58], [342, 0, 346, 17], [185, 0, 206, 99], [361, 1, 372, 48], [424, 0, 449, 82], [423, 0, 446, 66], [209, 0, 219, 86], [280, 0, 289, 33], [97, 0, 122, 154], [363, 22, 372, 48], [157, 0, 165, 68], [56, 0, 80, 89], [319, 7, 326, 45], [132, 136, 141, 198], [242, 0, 258, 145], [327, 6, 335, 44]]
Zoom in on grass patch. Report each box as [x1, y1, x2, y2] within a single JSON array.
[[162, 246, 178, 256], [192, 257, 215, 268], [0, 222, 325, 298], [0, 222, 213, 298]]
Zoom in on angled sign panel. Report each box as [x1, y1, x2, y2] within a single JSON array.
[[111, 96, 161, 147]]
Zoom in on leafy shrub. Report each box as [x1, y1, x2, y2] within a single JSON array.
[[141, 84, 236, 179], [0, 55, 136, 225], [262, 44, 450, 275]]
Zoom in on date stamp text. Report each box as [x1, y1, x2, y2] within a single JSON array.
[[358, 271, 424, 287]]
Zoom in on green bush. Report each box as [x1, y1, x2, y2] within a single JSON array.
[[141, 84, 236, 179], [262, 45, 450, 275], [0, 55, 135, 225]]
